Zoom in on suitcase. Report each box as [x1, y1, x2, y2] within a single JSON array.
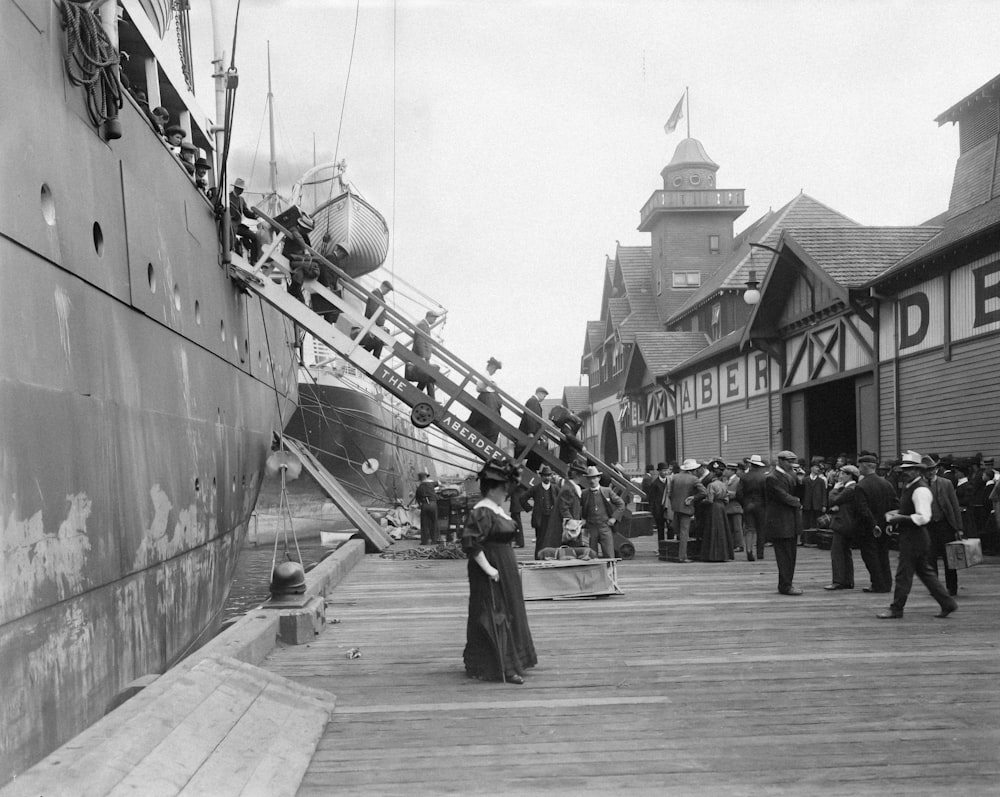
[[945, 538, 983, 569]]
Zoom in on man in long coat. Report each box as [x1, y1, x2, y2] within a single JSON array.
[[854, 453, 898, 593], [765, 450, 804, 595], [526, 464, 559, 558], [739, 455, 768, 561], [515, 387, 549, 473], [646, 463, 671, 560]]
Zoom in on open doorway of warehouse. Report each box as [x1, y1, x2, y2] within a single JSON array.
[[786, 374, 874, 464], [644, 420, 677, 470]]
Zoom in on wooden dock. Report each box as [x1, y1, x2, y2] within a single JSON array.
[[260, 536, 1000, 796]]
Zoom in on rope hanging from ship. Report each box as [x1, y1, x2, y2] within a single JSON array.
[[58, 0, 123, 136]]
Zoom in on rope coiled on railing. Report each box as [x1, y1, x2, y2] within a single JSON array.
[[58, 0, 122, 131]]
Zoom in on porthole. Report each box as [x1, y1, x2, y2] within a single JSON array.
[[672, 176, 683, 188], [194, 300, 202, 325], [40, 184, 56, 225], [194, 477, 201, 493], [220, 320, 226, 342], [147, 263, 157, 293], [689, 174, 701, 186], [173, 283, 181, 311], [93, 222, 104, 255]]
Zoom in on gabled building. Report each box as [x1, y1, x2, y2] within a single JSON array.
[[581, 68, 1000, 469]]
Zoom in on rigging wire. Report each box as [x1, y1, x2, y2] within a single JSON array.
[[330, 0, 362, 198]]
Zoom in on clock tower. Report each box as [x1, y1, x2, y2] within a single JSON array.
[[638, 137, 747, 319]]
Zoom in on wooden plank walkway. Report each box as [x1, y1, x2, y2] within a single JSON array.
[[260, 535, 1000, 796]]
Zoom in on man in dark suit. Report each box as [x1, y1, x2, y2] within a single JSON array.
[[646, 463, 671, 560], [854, 453, 898, 593], [923, 454, 964, 596], [515, 387, 549, 472], [358, 280, 392, 358], [581, 466, 626, 559], [525, 464, 559, 558], [408, 311, 441, 397], [765, 450, 804, 595], [738, 455, 768, 561], [801, 456, 829, 543]]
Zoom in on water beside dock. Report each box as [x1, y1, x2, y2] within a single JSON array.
[[254, 535, 1000, 796]]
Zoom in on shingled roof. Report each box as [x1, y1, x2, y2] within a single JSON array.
[[563, 386, 590, 414], [869, 193, 1000, 285], [668, 193, 859, 323], [668, 328, 745, 377], [784, 226, 942, 287], [632, 331, 711, 378]]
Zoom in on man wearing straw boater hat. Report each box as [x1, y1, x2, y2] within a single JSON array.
[[667, 459, 704, 563], [877, 451, 958, 619]]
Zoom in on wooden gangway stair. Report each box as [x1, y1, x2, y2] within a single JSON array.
[[230, 212, 641, 498]]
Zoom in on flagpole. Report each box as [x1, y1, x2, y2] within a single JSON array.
[[685, 86, 690, 139]]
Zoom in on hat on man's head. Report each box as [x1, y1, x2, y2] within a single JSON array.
[[777, 450, 798, 460], [568, 456, 588, 475], [152, 106, 169, 120], [679, 458, 700, 471], [537, 464, 552, 476], [897, 450, 926, 469], [747, 454, 766, 467], [233, 177, 246, 189], [195, 157, 210, 169], [810, 456, 826, 466], [656, 462, 668, 471], [165, 124, 185, 137], [840, 464, 860, 479], [416, 471, 428, 480], [857, 454, 878, 465], [585, 466, 601, 478], [487, 357, 502, 371], [380, 280, 393, 293], [920, 454, 940, 469], [535, 387, 549, 396]]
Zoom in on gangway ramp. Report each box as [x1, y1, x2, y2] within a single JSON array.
[[230, 212, 642, 499], [281, 435, 393, 552]]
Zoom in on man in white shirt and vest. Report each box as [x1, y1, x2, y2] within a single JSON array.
[[877, 450, 958, 619]]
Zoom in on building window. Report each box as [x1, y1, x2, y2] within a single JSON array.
[[710, 303, 721, 339], [709, 234, 720, 254], [672, 271, 701, 289]]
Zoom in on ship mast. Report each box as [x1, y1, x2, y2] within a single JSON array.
[[265, 41, 280, 215]]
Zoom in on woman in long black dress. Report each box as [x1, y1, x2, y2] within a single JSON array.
[[462, 463, 537, 684]]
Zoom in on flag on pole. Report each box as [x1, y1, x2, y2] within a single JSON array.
[[664, 94, 684, 134]]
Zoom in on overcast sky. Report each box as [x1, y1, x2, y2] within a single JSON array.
[[192, 0, 997, 404]]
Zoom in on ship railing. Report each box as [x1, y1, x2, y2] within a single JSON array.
[[235, 213, 642, 498]]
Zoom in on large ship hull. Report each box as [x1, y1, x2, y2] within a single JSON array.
[[0, 2, 297, 780]]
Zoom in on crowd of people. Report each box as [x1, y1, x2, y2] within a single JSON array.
[[633, 448, 997, 617]]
